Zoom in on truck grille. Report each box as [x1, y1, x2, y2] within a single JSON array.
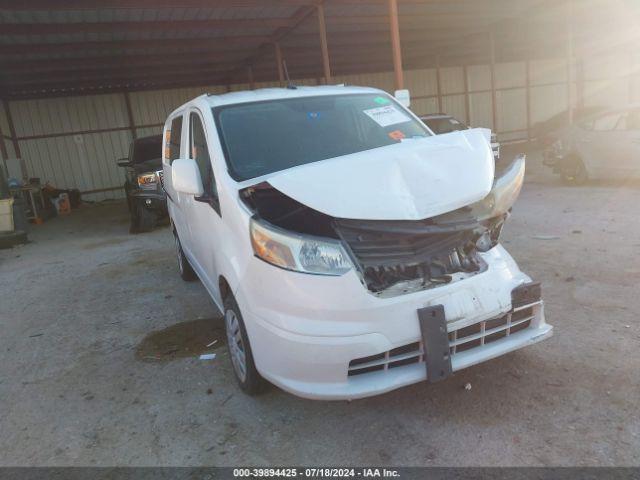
[[347, 303, 537, 377]]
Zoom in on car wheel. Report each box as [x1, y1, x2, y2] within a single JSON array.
[[124, 182, 133, 212], [561, 154, 588, 186], [223, 293, 268, 396], [131, 202, 156, 233], [173, 232, 198, 282]]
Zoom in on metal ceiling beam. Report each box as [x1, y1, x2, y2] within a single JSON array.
[[225, 2, 320, 83], [0, 36, 271, 55], [1, 18, 296, 35], [0, 0, 316, 8], [0, 51, 250, 73]]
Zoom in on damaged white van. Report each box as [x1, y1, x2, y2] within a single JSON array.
[[162, 86, 552, 400]]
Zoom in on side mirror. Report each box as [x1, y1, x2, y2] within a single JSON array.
[[117, 157, 131, 167], [394, 89, 411, 108], [171, 158, 203, 196]]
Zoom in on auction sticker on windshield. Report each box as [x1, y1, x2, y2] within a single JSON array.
[[363, 105, 410, 127]]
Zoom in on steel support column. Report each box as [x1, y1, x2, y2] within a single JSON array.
[[436, 55, 443, 113], [463, 64, 471, 125], [317, 3, 331, 84], [274, 42, 285, 86], [566, 0, 574, 125], [123, 91, 137, 140], [2, 99, 26, 179], [388, 0, 404, 90], [247, 65, 255, 89], [489, 31, 498, 133]]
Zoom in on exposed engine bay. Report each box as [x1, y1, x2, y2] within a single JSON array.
[[241, 155, 524, 297]]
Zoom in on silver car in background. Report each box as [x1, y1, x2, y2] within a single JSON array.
[[543, 105, 640, 185]]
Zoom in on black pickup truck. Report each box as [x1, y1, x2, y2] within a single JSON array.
[[118, 135, 167, 233]]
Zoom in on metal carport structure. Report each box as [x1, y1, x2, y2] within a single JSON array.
[[0, 0, 638, 199]]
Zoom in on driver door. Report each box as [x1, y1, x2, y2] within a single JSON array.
[[184, 109, 223, 304]]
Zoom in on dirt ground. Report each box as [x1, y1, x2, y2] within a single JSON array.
[[1, 146, 638, 466]]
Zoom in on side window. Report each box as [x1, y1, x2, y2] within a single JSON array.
[[189, 112, 218, 200], [592, 113, 622, 131], [167, 116, 183, 163]]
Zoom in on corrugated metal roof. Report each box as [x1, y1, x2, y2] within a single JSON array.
[[0, 0, 637, 99]]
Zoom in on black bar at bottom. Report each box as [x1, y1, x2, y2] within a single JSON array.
[[418, 304, 452, 383]]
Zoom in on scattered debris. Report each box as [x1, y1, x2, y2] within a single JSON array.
[[565, 276, 575, 282], [572, 230, 582, 234], [532, 235, 560, 240], [206, 339, 218, 348], [28, 333, 43, 338], [206, 388, 213, 395], [625, 325, 630, 329], [199, 353, 216, 360], [464, 382, 472, 391]]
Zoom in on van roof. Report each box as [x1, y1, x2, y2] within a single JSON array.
[[203, 85, 384, 108]]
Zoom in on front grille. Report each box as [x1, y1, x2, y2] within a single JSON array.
[[333, 218, 485, 295], [347, 303, 537, 377], [335, 219, 474, 268]]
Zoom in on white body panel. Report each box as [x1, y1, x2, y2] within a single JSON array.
[[163, 86, 552, 400]]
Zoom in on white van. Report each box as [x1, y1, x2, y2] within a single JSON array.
[[162, 86, 552, 400]]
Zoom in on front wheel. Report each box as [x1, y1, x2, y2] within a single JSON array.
[[173, 232, 197, 281], [130, 202, 157, 233], [561, 154, 588, 186], [224, 293, 268, 396]]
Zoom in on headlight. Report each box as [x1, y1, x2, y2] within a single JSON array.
[[250, 218, 352, 276], [470, 154, 525, 219], [137, 172, 158, 189]]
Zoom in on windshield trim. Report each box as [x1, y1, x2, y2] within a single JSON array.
[[212, 92, 430, 182]]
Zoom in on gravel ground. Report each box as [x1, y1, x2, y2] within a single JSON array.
[[1, 147, 638, 466]]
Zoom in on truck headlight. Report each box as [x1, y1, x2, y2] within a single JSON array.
[[137, 172, 158, 189], [250, 217, 352, 276]]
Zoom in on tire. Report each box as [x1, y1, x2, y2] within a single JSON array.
[[124, 183, 133, 212], [223, 293, 268, 395], [130, 202, 156, 233], [560, 154, 588, 186], [173, 232, 198, 282]]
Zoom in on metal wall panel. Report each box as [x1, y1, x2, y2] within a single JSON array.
[[440, 67, 464, 94], [530, 84, 568, 124], [405, 68, 438, 97], [496, 88, 527, 133], [495, 62, 526, 90], [412, 97, 438, 116], [441, 94, 467, 124], [466, 64, 491, 92], [5, 54, 631, 203], [529, 58, 567, 85], [7, 95, 132, 200], [468, 91, 493, 130]]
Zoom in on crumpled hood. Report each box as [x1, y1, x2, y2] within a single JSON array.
[[264, 128, 495, 221]]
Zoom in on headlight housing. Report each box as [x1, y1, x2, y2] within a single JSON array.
[[469, 154, 525, 220], [250, 217, 352, 276], [137, 172, 158, 189]]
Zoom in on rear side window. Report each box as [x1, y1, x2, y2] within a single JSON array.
[[167, 116, 183, 163]]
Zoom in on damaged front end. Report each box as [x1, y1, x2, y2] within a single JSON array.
[[241, 154, 525, 297]]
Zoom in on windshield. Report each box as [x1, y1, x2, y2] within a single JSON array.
[[422, 117, 468, 134], [213, 93, 431, 181], [132, 136, 162, 164]]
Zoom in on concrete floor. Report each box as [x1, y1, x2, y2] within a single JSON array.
[[1, 149, 639, 466]]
